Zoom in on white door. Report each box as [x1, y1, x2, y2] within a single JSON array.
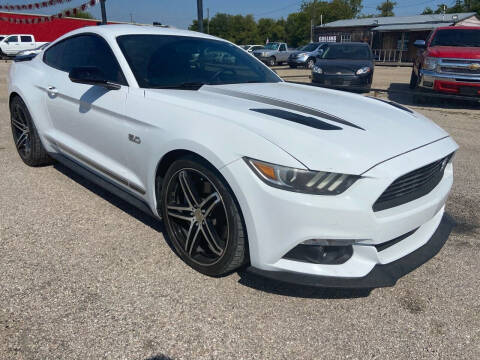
[[3, 35, 20, 55], [41, 34, 140, 194], [19, 35, 35, 51]]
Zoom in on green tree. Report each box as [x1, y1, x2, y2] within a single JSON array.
[[376, 1, 396, 17], [421, 7, 434, 14], [70, 10, 94, 19]]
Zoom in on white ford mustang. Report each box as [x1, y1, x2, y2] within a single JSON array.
[[8, 25, 458, 288]]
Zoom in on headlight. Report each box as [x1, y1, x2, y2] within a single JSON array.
[[312, 65, 323, 74], [423, 57, 438, 70], [245, 158, 360, 195], [356, 66, 371, 75], [297, 53, 308, 57]]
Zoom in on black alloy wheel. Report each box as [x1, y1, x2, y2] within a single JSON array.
[[10, 96, 51, 166], [161, 156, 247, 276]]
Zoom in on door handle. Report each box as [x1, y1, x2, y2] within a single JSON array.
[[47, 86, 58, 96]]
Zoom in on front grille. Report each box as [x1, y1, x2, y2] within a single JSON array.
[[440, 66, 480, 75], [373, 153, 453, 212]]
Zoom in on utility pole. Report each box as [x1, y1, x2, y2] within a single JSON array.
[[130, 13, 133, 24], [207, 8, 210, 34], [100, 0, 107, 24], [197, 0, 204, 33], [310, 19, 313, 43]]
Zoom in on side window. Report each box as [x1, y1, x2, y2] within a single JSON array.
[[279, 44, 286, 51], [21, 36, 32, 42], [6, 36, 18, 43], [43, 34, 127, 86]]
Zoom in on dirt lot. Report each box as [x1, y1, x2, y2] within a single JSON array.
[[1, 62, 479, 360]]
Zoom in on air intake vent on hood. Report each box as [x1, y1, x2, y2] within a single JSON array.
[[250, 108, 342, 131]]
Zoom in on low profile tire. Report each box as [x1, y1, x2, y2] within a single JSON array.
[[160, 155, 247, 276], [10, 96, 51, 167], [268, 56, 276, 67], [409, 69, 419, 89]]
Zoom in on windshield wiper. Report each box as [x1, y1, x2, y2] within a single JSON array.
[[152, 82, 206, 90]]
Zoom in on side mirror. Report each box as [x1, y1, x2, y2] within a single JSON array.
[[69, 67, 120, 90], [413, 40, 426, 49]]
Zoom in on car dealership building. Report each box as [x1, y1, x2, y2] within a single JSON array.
[[315, 12, 480, 63]]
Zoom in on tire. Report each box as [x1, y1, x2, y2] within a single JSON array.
[[10, 96, 51, 167], [306, 58, 315, 69], [268, 56, 276, 67], [160, 155, 248, 276], [409, 69, 419, 89]]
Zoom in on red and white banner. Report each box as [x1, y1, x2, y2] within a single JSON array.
[[0, 0, 73, 11], [0, 0, 98, 23]]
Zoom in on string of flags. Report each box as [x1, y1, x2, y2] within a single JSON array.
[[0, 0, 73, 11], [0, 0, 99, 23]]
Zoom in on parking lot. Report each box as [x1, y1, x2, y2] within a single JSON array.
[[1, 61, 479, 359]]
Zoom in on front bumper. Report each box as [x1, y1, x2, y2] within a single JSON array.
[[312, 73, 372, 90], [288, 56, 308, 66], [420, 69, 480, 96], [220, 136, 458, 287]]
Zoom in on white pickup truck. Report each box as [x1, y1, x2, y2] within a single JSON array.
[[0, 34, 47, 58]]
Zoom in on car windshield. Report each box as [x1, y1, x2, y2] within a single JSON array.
[[117, 35, 281, 89], [300, 43, 319, 52], [431, 29, 480, 47], [321, 44, 371, 60], [263, 42, 280, 50]]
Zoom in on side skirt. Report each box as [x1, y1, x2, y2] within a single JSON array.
[[49, 152, 158, 219]]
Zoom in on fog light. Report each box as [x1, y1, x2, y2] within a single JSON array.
[[283, 243, 353, 265]]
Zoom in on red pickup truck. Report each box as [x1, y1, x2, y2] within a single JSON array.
[[410, 26, 480, 97]]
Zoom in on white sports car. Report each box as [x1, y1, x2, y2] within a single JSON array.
[[8, 25, 458, 288]]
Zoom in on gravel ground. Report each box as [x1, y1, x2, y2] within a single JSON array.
[[1, 62, 479, 360]]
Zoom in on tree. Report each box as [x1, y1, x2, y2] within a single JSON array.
[[376, 1, 396, 17], [70, 10, 94, 19], [421, 7, 434, 15]]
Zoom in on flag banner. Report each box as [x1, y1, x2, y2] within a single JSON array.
[[0, 0, 73, 11], [0, 0, 98, 23]]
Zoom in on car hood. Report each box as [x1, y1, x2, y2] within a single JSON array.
[[145, 82, 448, 174], [427, 46, 480, 60], [315, 59, 373, 70]]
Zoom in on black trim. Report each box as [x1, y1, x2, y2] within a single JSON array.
[[50, 152, 156, 218], [283, 244, 353, 264], [375, 228, 418, 252], [250, 108, 342, 131], [246, 214, 452, 288], [203, 87, 365, 131], [368, 97, 415, 114]]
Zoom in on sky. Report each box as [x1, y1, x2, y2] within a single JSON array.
[[0, 0, 462, 28]]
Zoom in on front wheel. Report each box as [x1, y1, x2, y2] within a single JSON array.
[[10, 96, 51, 167], [268, 57, 276, 67], [160, 156, 248, 276], [409, 69, 419, 89]]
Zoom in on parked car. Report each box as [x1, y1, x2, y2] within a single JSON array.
[[241, 44, 264, 53], [253, 42, 292, 66], [9, 25, 458, 288], [288, 42, 328, 69], [410, 26, 480, 97], [0, 34, 47, 58], [312, 42, 375, 92]]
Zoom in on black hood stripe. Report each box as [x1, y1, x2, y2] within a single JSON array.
[[203, 87, 365, 131], [250, 108, 342, 131]]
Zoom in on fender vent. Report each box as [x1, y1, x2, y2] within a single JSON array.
[[250, 108, 342, 130]]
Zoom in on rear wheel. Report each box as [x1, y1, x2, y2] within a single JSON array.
[[160, 156, 247, 276], [10, 96, 51, 167]]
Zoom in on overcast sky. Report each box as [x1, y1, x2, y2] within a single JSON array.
[[2, 0, 456, 28]]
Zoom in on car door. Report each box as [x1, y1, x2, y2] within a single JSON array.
[[41, 34, 141, 194], [278, 43, 288, 62], [3, 35, 19, 55], [20, 35, 34, 51]]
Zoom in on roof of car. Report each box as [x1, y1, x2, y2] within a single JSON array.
[[57, 24, 221, 42]]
